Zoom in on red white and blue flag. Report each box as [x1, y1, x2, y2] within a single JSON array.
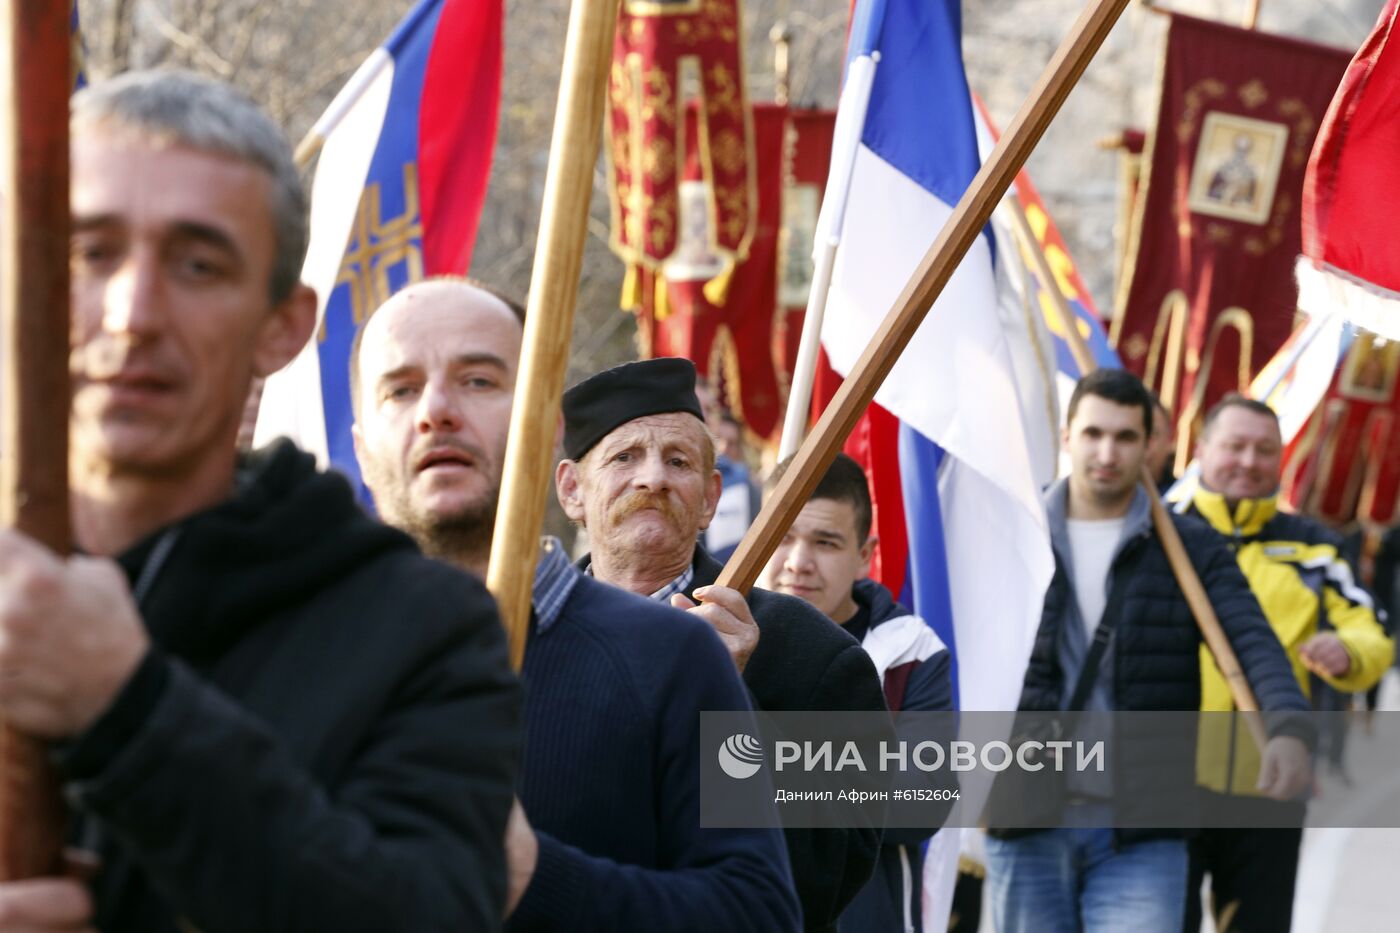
[[821, 0, 1051, 712], [815, 0, 1053, 925], [1248, 315, 1353, 447], [256, 0, 502, 496]]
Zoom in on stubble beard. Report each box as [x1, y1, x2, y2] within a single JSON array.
[[1088, 470, 1140, 512], [411, 502, 497, 569], [367, 459, 499, 571]]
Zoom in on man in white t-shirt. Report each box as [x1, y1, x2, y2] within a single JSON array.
[[984, 369, 1313, 933]]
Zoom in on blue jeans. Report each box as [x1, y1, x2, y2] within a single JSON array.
[[985, 826, 1187, 933]]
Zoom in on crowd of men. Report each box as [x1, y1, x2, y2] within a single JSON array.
[[0, 69, 1392, 932]]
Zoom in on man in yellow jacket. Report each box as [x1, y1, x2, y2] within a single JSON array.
[[1174, 394, 1393, 932]]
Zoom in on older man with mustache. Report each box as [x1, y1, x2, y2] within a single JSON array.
[[558, 358, 889, 933]]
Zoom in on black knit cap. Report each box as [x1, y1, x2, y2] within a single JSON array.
[[562, 357, 705, 461]]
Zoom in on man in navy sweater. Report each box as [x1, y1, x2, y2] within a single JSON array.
[[351, 279, 800, 931], [762, 453, 955, 933]]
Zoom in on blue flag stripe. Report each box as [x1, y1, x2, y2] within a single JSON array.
[[317, 0, 446, 498]]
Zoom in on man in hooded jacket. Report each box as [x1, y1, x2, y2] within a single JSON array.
[[0, 71, 520, 932]]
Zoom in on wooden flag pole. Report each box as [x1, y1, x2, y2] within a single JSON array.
[[1007, 194, 1266, 741], [0, 0, 73, 879], [717, 0, 1134, 593], [1243, 0, 1262, 30], [486, 0, 618, 671], [1140, 469, 1267, 744]]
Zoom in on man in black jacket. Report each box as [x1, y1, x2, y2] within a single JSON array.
[[556, 358, 889, 933], [761, 452, 955, 933], [0, 71, 520, 931], [983, 370, 1312, 933]]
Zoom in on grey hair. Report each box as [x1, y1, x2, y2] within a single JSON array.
[[72, 69, 308, 304]]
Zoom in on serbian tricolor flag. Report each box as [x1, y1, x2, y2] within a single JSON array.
[[255, 0, 502, 496], [1297, 0, 1400, 340], [815, 0, 1053, 926]]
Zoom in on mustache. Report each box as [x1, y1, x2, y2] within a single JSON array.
[[608, 490, 683, 526]]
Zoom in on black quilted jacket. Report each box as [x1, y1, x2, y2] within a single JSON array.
[[993, 481, 1311, 841]]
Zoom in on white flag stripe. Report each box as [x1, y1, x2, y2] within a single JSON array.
[[254, 55, 396, 463], [822, 145, 1047, 535]]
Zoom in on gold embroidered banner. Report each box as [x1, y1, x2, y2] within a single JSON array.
[[635, 105, 834, 441], [1112, 14, 1350, 448], [606, 0, 755, 298]]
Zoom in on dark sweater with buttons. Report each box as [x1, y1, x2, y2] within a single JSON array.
[[507, 569, 800, 933]]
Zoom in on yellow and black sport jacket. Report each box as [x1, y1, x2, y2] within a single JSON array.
[[1178, 487, 1394, 795]]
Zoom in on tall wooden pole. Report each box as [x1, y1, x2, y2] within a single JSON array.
[[487, 0, 619, 671], [718, 0, 1135, 593], [1243, 0, 1262, 30], [0, 0, 73, 879]]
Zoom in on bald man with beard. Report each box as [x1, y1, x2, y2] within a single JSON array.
[[351, 279, 801, 933]]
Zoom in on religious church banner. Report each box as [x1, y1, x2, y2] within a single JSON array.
[[1112, 14, 1350, 440], [635, 104, 834, 441], [1281, 331, 1400, 528], [606, 0, 756, 290]]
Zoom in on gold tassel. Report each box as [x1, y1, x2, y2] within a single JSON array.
[[654, 272, 672, 321], [702, 259, 736, 306], [620, 264, 641, 311]]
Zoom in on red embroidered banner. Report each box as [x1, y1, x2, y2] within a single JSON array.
[[634, 105, 834, 441], [606, 0, 755, 285], [1112, 15, 1350, 443]]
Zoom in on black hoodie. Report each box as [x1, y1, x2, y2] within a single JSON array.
[[57, 441, 520, 932]]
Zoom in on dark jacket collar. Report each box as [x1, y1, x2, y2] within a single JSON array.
[[852, 578, 909, 629], [689, 543, 723, 592], [120, 439, 414, 664]]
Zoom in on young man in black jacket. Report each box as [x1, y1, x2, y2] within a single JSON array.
[[556, 359, 889, 933], [0, 71, 520, 931], [761, 453, 955, 933], [984, 370, 1312, 933]]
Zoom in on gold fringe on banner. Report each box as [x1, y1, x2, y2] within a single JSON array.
[[620, 263, 642, 311], [654, 272, 672, 321], [702, 259, 736, 306]]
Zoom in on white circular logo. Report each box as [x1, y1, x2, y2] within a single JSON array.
[[718, 733, 764, 779]]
